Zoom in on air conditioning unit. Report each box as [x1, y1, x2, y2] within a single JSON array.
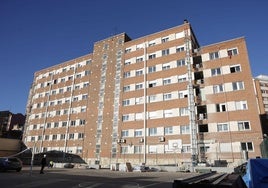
[[159, 136, 165, 142], [139, 138, 144, 143], [194, 48, 201, 53], [120, 139, 126, 143], [117, 139, 121, 143]]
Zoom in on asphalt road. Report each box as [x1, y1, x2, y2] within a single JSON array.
[[0, 166, 196, 188]]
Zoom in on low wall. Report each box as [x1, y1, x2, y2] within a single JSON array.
[[0, 138, 22, 157]]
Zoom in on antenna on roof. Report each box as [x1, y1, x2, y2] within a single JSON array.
[[184, 19, 189, 24]]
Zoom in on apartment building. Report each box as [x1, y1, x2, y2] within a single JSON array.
[[254, 75, 268, 135], [24, 20, 264, 167]]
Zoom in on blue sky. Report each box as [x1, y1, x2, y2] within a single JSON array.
[[0, 0, 267, 114]]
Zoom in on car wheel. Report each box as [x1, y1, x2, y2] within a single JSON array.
[[16, 168, 21, 172]]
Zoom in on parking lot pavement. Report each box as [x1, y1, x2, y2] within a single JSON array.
[[0, 166, 197, 188]]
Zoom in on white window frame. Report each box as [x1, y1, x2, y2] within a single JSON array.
[[217, 123, 229, 132], [235, 101, 248, 110]]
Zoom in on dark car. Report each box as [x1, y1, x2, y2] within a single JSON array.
[[0, 157, 23, 172]]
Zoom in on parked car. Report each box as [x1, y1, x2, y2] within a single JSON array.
[[0, 157, 23, 172], [64, 163, 74, 168]]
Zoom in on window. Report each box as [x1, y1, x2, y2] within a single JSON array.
[[162, 49, 170, 56], [217, 123, 228, 132], [85, 70, 91, 76], [82, 94, 88, 100], [122, 99, 130, 106], [149, 95, 157, 103], [86, 60, 92, 65], [176, 46, 185, 52], [148, 54, 156, 59], [149, 145, 157, 153], [135, 83, 143, 90], [52, 135, 57, 140], [123, 85, 130, 92], [83, 82, 89, 88], [213, 84, 224, 94], [134, 130, 142, 137], [76, 147, 82, 154], [162, 63, 170, 70], [235, 101, 248, 110], [56, 111, 61, 115], [69, 133, 74, 140], [45, 135, 49, 140], [148, 66, 156, 73], [124, 61, 131, 65], [71, 120, 76, 126], [62, 122, 67, 127], [124, 71, 131, 78], [135, 113, 143, 120], [54, 122, 59, 128], [78, 133, 84, 139], [79, 119, 86, 125], [211, 68, 221, 76], [135, 97, 143, 104], [177, 59, 186, 67], [121, 146, 128, 154], [59, 89, 64, 93], [163, 93, 172, 101], [136, 69, 143, 76], [241, 142, 253, 151], [81, 107, 86, 113], [134, 146, 142, 154], [178, 75, 187, 83], [238, 121, 250, 131], [182, 145, 191, 153], [46, 123, 51, 128], [122, 114, 129, 121], [149, 111, 158, 119], [164, 110, 173, 117], [136, 57, 143, 63], [199, 124, 208, 133], [227, 48, 238, 56], [103, 43, 109, 50], [209, 51, 219, 60], [136, 44, 143, 50], [181, 125, 190, 134], [149, 128, 157, 136], [125, 48, 131, 53], [161, 37, 169, 43], [163, 78, 172, 85], [60, 134, 65, 140], [63, 109, 68, 114], [164, 126, 173, 135], [148, 81, 157, 88], [232, 81, 244, 91], [121, 130, 129, 137], [180, 107, 189, 116], [216, 103, 226, 112], [230, 65, 241, 73]]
